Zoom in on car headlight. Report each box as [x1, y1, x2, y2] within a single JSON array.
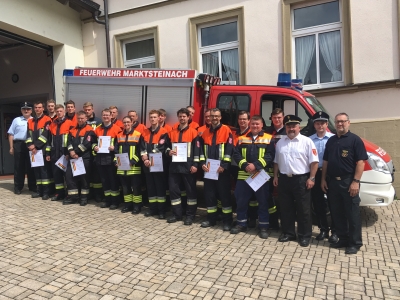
[[367, 152, 391, 174]]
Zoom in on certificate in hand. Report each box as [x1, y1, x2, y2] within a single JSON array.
[[97, 136, 111, 153], [29, 150, 44, 167], [55, 155, 68, 172], [115, 153, 131, 171], [149, 153, 163, 172], [245, 169, 271, 192], [203, 159, 220, 180], [172, 143, 188, 162], [70, 157, 86, 177]]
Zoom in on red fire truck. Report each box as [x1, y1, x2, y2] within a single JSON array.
[[63, 68, 395, 207]]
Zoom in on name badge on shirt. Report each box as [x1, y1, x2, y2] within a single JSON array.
[[342, 150, 348, 157]]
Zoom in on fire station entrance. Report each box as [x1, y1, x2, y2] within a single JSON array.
[[0, 29, 54, 175]]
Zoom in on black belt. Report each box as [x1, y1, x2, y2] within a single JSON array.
[[332, 174, 353, 181], [14, 140, 25, 143], [279, 172, 309, 178]]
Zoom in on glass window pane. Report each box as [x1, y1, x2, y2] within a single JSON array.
[[125, 38, 155, 60], [201, 22, 238, 47], [202, 52, 219, 77], [295, 35, 317, 85], [294, 1, 340, 30], [221, 48, 239, 84], [128, 65, 141, 68], [319, 30, 342, 83], [142, 62, 156, 68], [217, 95, 250, 127]]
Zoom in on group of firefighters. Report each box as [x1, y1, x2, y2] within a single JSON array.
[[8, 99, 366, 254]]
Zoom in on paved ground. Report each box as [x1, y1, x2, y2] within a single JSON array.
[[0, 180, 399, 300]]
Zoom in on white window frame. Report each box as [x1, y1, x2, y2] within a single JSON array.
[[291, 0, 344, 90], [198, 19, 240, 83], [123, 35, 156, 68]]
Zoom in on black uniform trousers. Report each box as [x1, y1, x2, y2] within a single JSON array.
[[51, 159, 66, 197], [33, 162, 51, 196], [97, 164, 120, 206], [90, 162, 104, 200], [278, 174, 312, 239], [231, 165, 257, 219], [145, 172, 166, 214], [13, 140, 35, 191], [119, 174, 142, 209], [66, 159, 91, 200], [204, 171, 232, 223], [267, 179, 280, 229], [311, 169, 336, 233], [169, 172, 197, 218], [328, 177, 362, 248]]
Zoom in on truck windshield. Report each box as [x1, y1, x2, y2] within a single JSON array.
[[305, 96, 336, 133]]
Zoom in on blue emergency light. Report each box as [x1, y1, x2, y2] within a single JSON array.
[[63, 69, 74, 76]]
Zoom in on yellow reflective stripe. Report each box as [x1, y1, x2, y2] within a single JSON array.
[[38, 137, 47, 143], [124, 195, 133, 202], [203, 145, 208, 159], [26, 138, 33, 143], [133, 195, 142, 203], [219, 144, 224, 160], [63, 134, 68, 147], [249, 201, 258, 207], [110, 138, 114, 146], [78, 144, 86, 152], [187, 142, 191, 158], [222, 207, 232, 213], [238, 159, 246, 168], [238, 170, 249, 180], [242, 148, 246, 158], [119, 145, 122, 153], [130, 146, 133, 160], [93, 183, 102, 188], [207, 206, 217, 213], [269, 206, 277, 214], [46, 146, 51, 151]]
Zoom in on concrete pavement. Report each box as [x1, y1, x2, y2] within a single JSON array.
[[0, 179, 399, 300]]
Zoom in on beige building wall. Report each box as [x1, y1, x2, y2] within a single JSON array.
[[0, 0, 85, 103]]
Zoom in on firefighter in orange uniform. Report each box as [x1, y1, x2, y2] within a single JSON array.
[[172, 105, 199, 130], [166, 108, 200, 225], [127, 110, 146, 134], [65, 100, 78, 127], [47, 104, 72, 201], [110, 106, 124, 130], [200, 108, 234, 231], [115, 116, 143, 214], [140, 110, 169, 218], [93, 108, 122, 209], [158, 109, 173, 132], [65, 111, 96, 205], [197, 109, 211, 137], [26, 101, 53, 200]]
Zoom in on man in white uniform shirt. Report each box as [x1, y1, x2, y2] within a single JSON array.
[[273, 115, 318, 247]]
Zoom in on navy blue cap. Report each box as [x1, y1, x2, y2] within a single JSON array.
[[21, 102, 33, 109], [312, 111, 329, 122], [284, 114, 302, 125]]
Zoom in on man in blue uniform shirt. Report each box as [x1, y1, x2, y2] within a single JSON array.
[[8, 102, 36, 194], [309, 111, 337, 243]]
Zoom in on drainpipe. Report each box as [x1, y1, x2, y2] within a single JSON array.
[[93, 0, 111, 68]]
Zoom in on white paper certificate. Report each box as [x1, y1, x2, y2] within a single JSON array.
[[55, 155, 68, 172], [172, 143, 188, 162], [29, 150, 44, 167], [97, 136, 111, 153], [70, 157, 86, 177], [115, 153, 131, 171], [203, 159, 220, 180], [245, 169, 271, 192], [149, 153, 163, 172]]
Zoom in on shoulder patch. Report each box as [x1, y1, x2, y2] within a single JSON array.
[[229, 137, 233, 144], [159, 139, 165, 145], [197, 140, 200, 147], [87, 135, 91, 141], [312, 149, 317, 156]]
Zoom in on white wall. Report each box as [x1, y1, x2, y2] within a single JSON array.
[[0, 0, 85, 103], [318, 87, 400, 122], [351, 0, 399, 83]]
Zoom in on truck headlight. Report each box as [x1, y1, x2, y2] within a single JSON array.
[[367, 152, 390, 174]]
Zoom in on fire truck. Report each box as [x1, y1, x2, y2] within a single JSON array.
[[63, 68, 395, 207]]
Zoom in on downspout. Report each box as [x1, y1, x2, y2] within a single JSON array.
[[93, 0, 111, 68]]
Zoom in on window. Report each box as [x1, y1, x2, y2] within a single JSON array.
[[114, 27, 159, 68], [217, 94, 250, 127], [123, 36, 156, 68], [198, 21, 240, 84], [292, 1, 344, 89], [261, 100, 274, 128]]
